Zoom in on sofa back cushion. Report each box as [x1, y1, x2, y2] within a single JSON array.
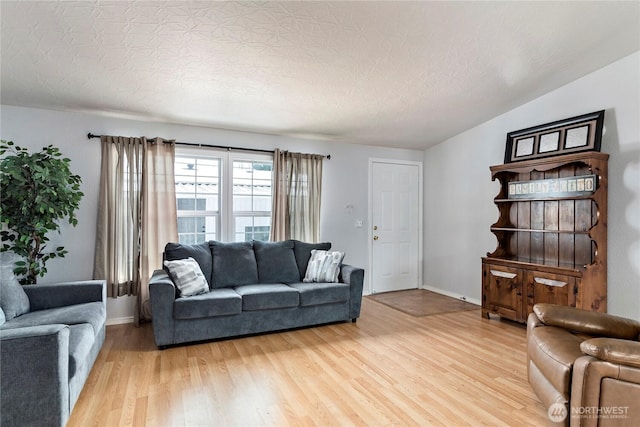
[[253, 240, 300, 284], [292, 240, 332, 281], [210, 241, 259, 288], [164, 242, 213, 287]]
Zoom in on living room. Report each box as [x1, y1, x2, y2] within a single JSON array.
[[1, 1, 639, 426]]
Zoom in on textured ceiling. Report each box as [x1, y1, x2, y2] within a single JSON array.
[[1, 1, 639, 149]]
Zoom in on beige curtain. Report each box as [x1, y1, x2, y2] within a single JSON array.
[[139, 139, 178, 324], [94, 136, 144, 297], [270, 149, 324, 242], [271, 149, 289, 241], [94, 135, 177, 325]]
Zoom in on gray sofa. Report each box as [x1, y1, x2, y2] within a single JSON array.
[[149, 240, 364, 348], [0, 280, 106, 427]]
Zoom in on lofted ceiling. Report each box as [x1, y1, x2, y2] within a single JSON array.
[[1, 1, 638, 150]]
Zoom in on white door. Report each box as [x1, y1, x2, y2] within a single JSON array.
[[370, 160, 421, 294]]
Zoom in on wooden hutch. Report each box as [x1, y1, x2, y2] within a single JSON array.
[[482, 152, 608, 323]]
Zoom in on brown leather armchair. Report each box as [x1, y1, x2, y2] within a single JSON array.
[[527, 303, 640, 426]]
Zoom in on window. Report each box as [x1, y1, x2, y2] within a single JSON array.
[[232, 159, 272, 242], [175, 149, 272, 244], [175, 156, 220, 244]]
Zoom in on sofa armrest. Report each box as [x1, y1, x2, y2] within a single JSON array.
[[148, 269, 177, 347], [24, 280, 107, 311], [340, 264, 365, 321], [580, 338, 640, 369], [0, 325, 71, 427], [526, 311, 543, 340], [571, 354, 640, 424], [533, 303, 640, 340]]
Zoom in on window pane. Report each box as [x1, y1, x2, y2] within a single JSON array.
[[253, 196, 271, 212], [178, 234, 196, 245], [177, 217, 196, 234], [177, 152, 271, 243], [234, 216, 270, 242], [232, 159, 272, 240], [176, 154, 220, 241], [177, 198, 195, 211], [196, 158, 220, 177], [177, 216, 208, 234], [205, 216, 217, 237]]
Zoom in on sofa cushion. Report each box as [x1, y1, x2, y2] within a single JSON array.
[[288, 282, 350, 307], [165, 242, 213, 287], [253, 240, 300, 284], [68, 323, 95, 378], [174, 288, 242, 319], [304, 250, 345, 283], [164, 257, 209, 297], [210, 241, 259, 288], [292, 240, 331, 281], [234, 284, 299, 311], [0, 274, 30, 320], [2, 302, 105, 335]]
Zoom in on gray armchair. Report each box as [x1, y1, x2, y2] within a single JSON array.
[[0, 280, 106, 427]]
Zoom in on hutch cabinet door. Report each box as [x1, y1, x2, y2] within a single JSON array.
[[482, 264, 524, 322], [525, 271, 576, 316]]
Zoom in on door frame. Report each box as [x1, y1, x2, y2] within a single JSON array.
[[367, 158, 423, 295]]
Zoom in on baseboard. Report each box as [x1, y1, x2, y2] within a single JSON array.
[[421, 285, 481, 306], [103, 290, 476, 324], [106, 316, 134, 326]]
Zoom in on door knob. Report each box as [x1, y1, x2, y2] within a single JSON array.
[[373, 225, 378, 230], [373, 236, 379, 240]]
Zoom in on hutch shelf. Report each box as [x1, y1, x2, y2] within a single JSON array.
[[482, 152, 608, 323]]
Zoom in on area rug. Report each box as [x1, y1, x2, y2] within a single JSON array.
[[367, 289, 479, 317]]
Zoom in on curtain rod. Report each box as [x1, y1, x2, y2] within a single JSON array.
[[87, 133, 330, 159]]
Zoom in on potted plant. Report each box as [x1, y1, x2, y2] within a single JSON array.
[[0, 140, 83, 284]]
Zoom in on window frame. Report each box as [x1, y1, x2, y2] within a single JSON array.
[[174, 149, 221, 244], [175, 146, 273, 243]]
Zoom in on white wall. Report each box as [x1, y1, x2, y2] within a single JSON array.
[[0, 105, 422, 322], [4, 52, 637, 322], [423, 51, 640, 319]]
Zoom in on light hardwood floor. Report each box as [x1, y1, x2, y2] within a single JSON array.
[[69, 298, 551, 426]]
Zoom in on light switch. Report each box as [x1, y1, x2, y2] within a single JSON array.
[[355, 219, 363, 228]]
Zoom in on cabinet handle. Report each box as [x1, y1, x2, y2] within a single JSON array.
[[534, 277, 567, 287], [490, 270, 517, 279]]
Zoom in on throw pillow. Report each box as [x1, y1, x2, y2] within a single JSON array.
[[303, 250, 345, 283], [0, 264, 30, 320], [292, 240, 332, 281], [163, 257, 209, 297], [209, 241, 259, 288], [164, 241, 213, 287], [0, 307, 5, 327], [253, 240, 300, 284]]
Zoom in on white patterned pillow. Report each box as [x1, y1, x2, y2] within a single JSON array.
[[303, 250, 345, 283], [163, 257, 209, 297]]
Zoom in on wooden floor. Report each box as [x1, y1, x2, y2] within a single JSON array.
[[69, 298, 550, 426]]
